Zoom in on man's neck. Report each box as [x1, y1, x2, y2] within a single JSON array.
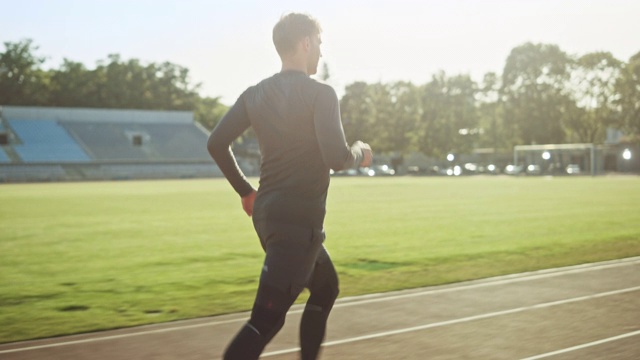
[[281, 59, 308, 75]]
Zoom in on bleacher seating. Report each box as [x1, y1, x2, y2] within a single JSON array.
[[61, 122, 211, 161], [0, 106, 221, 181], [9, 119, 90, 162], [136, 123, 211, 160], [0, 164, 67, 181], [60, 122, 147, 161], [0, 148, 10, 163]]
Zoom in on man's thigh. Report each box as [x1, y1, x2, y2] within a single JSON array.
[[255, 222, 325, 298]]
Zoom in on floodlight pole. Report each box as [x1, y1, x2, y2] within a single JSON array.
[[590, 144, 595, 177]]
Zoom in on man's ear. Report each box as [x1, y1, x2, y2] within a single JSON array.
[[302, 36, 311, 52]]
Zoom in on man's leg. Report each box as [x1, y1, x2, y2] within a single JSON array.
[[224, 222, 321, 359], [223, 283, 294, 360], [299, 250, 339, 360]]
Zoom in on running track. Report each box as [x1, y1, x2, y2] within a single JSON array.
[[1, 257, 639, 359]]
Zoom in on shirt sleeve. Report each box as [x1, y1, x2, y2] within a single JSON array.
[[313, 85, 364, 171], [206, 94, 255, 197]]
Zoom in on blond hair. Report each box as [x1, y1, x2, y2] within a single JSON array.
[[272, 13, 322, 57]]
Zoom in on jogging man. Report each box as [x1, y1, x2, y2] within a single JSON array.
[[207, 12, 372, 360]]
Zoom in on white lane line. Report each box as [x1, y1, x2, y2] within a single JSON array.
[[0, 318, 243, 354], [2, 257, 638, 354], [260, 285, 640, 357], [332, 257, 640, 309], [520, 329, 640, 360]]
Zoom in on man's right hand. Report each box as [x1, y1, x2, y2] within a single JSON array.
[[241, 190, 257, 217]]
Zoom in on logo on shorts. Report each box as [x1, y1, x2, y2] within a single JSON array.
[[262, 265, 269, 272]]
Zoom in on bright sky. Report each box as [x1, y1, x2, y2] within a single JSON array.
[[3, 0, 639, 105]]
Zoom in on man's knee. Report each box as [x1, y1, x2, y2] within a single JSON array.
[[308, 261, 339, 308], [307, 276, 339, 310], [249, 304, 286, 338], [250, 284, 295, 336]]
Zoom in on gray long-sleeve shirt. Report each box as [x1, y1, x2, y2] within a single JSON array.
[[207, 70, 365, 228]]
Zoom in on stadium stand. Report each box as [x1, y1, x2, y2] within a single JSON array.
[[0, 106, 223, 182], [0, 118, 9, 163], [9, 119, 91, 162], [0, 148, 10, 163], [0, 164, 67, 182], [62, 122, 211, 161]]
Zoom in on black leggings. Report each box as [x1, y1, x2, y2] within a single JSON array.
[[223, 257, 339, 360]]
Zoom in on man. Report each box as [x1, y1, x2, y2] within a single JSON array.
[[207, 12, 372, 360]]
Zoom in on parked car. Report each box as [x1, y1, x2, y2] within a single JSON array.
[[330, 168, 359, 176], [481, 164, 499, 175], [361, 164, 396, 176], [463, 163, 479, 175], [407, 165, 443, 176], [526, 164, 541, 175], [446, 165, 463, 176], [566, 164, 581, 175], [504, 164, 523, 175]]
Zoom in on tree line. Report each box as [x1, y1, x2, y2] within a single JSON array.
[[341, 43, 640, 158], [0, 39, 227, 130], [1, 40, 639, 159]]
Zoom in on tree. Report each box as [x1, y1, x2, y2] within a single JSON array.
[[616, 51, 640, 138], [379, 81, 421, 154], [477, 72, 508, 150], [563, 52, 623, 143], [341, 81, 423, 155], [0, 39, 49, 105], [340, 81, 377, 147], [318, 62, 331, 82], [152, 61, 201, 110], [195, 96, 228, 131], [416, 72, 445, 157], [1, 39, 214, 129], [417, 72, 478, 158], [445, 74, 480, 155], [62, 54, 202, 111], [49, 59, 94, 107], [502, 43, 570, 145]]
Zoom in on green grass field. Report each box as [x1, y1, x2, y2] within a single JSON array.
[[1, 176, 639, 343]]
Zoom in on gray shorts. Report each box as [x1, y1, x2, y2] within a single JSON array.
[[253, 221, 330, 298]]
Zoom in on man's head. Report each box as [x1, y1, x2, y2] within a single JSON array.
[[273, 13, 322, 75]]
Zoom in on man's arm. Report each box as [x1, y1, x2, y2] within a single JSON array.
[[207, 95, 255, 200], [313, 85, 371, 170]]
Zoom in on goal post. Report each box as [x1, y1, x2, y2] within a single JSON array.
[[513, 143, 597, 176]]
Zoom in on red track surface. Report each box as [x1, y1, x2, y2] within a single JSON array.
[[2, 257, 639, 359]]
